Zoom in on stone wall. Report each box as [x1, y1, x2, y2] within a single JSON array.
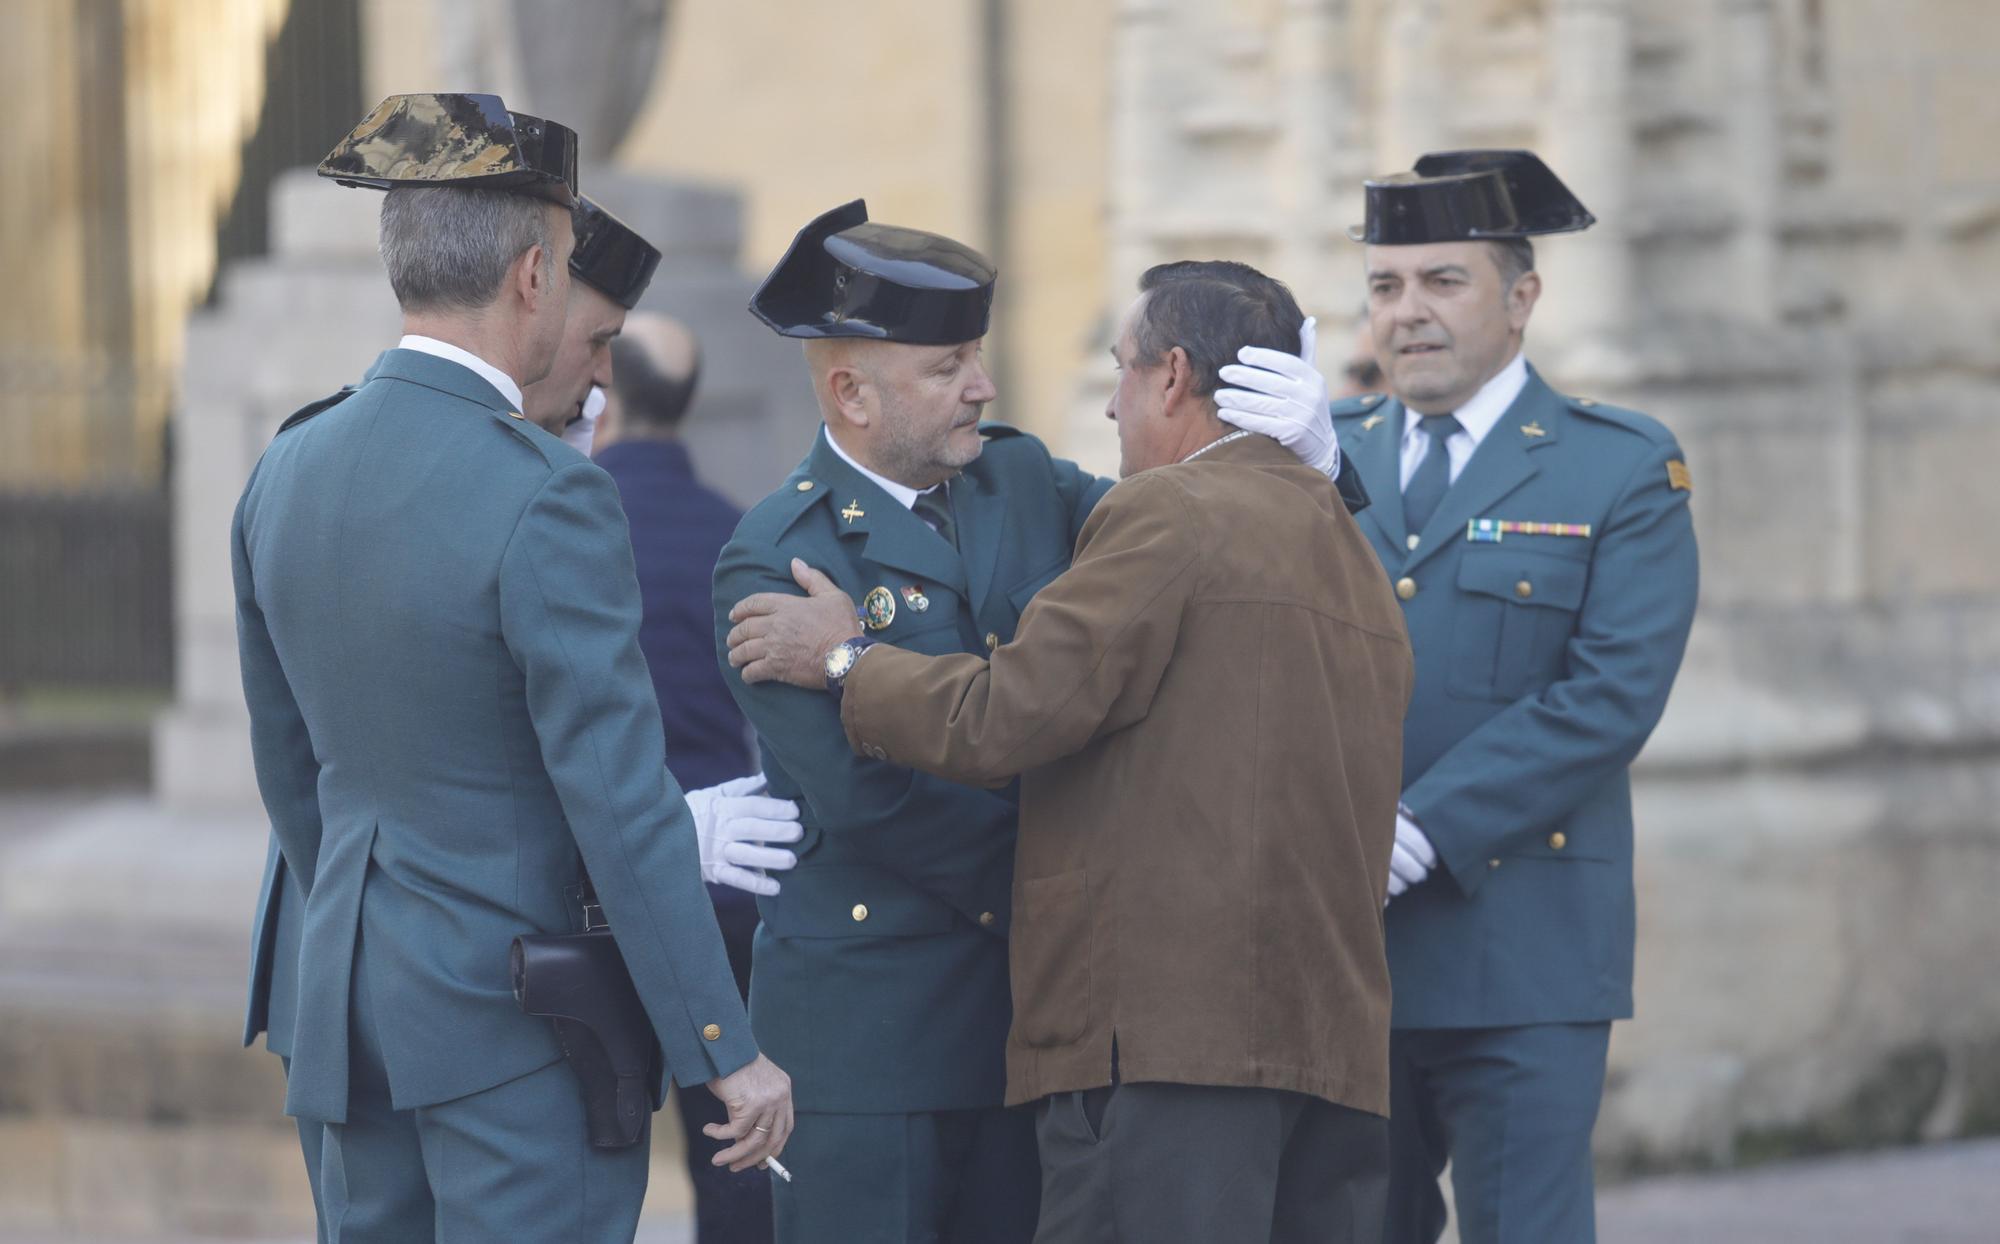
[[1092, 0, 2000, 1171]]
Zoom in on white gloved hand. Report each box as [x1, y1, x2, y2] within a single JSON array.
[[1214, 317, 1341, 480], [686, 773, 803, 897], [1385, 809, 1439, 904], [561, 385, 606, 456]]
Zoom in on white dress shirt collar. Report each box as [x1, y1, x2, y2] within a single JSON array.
[[1402, 351, 1528, 451], [397, 335, 525, 412], [822, 425, 944, 512]]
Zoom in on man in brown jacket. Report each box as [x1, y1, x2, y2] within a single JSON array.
[[727, 261, 1413, 1242]]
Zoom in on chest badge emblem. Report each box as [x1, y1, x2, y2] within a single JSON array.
[[1360, 413, 1386, 432], [901, 585, 931, 613], [862, 586, 897, 631], [1520, 421, 1548, 438], [840, 500, 867, 524]]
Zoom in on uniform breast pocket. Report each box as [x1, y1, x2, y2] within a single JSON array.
[[1447, 550, 1589, 701]]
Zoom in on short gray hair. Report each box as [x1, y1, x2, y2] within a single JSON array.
[[1490, 238, 1535, 289], [379, 186, 554, 313]]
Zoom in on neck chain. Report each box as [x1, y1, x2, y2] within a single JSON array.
[[1180, 430, 1252, 464]]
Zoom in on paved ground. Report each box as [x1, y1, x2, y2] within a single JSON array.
[[1595, 1137, 2000, 1244], [5, 1137, 1997, 1242]]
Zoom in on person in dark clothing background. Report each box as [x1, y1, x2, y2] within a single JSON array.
[[595, 313, 795, 1243]]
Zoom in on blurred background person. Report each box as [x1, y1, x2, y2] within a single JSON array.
[[598, 312, 790, 1244], [1332, 310, 1384, 400]]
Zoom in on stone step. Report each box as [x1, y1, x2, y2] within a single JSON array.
[[0, 798, 693, 1237]]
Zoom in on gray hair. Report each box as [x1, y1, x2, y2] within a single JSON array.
[[379, 186, 554, 313], [1490, 238, 1535, 289], [1131, 260, 1305, 397]]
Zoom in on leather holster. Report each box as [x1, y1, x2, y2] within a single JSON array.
[[511, 928, 660, 1149]]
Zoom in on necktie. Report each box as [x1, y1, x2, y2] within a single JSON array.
[[1402, 414, 1463, 537], [913, 485, 957, 551]]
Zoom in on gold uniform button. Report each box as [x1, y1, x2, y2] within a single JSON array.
[[1515, 580, 1534, 599], [1396, 577, 1418, 601], [702, 1023, 721, 1041], [985, 632, 1000, 651], [851, 904, 869, 922], [978, 911, 996, 927], [1488, 859, 1502, 869], [1549, 831, 1567, 850], [796, 480, 815, 492], [506, 410, 525, 420]]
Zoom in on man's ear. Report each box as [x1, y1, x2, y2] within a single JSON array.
[[1506, 270, 1542, 334], [823, 363, 872, 431], [1161, 345, 1198, 416], [513, 241, 550, 311]]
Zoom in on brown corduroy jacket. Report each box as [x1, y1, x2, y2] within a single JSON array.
[[840, 432, 1412, 1113]]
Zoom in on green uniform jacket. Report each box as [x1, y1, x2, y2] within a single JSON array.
[[1333, 368, 1699, 1029], [712, 426, 1111, 1114], [234, 347, 756, 1122]]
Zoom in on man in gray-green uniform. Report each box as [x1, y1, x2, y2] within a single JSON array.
[[234, 92, 791, 1241], [1227, 150, 1699, 1244], [710, 202, 1362, 1243]]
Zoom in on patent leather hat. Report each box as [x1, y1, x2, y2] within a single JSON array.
[[569, 196, 660, 309], [750, 200, 996, 345], [318, 93, 579, 207], [1349, 150, 1595, 244]]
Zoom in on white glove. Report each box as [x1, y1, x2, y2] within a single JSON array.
[[686, 773, 802, 897], [1214, 317, 1341, 480], [1385, 809, 1439, 902], [561, 385, 606, 456]]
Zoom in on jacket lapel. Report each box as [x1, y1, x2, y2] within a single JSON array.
[[1401, 370, 1564, 575], [1347, 400, 1409, 554], [951, 465, 1009, 617], [806, 432, 968, 595]]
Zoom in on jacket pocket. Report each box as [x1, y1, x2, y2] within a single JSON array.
[[757, 864, 961, 939], [1011, 870, 1091, 1048], [1447, 550, 1588, 700]]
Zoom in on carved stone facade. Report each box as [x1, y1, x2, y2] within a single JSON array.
[[1090, 0, 2000, 1168]]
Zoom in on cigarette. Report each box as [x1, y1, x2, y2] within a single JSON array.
[[765, 1156, 792, 1183]]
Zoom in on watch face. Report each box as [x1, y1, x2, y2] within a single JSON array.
[[825, 642, 856, 680]]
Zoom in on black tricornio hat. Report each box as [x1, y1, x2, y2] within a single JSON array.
[[749, 200, 996, 345], [1349, 150, 1595, 245], [569, 196, 660, 309], [318, 93, 579, 207]]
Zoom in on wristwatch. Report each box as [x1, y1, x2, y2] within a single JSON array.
[[823, 636, 876, 695]]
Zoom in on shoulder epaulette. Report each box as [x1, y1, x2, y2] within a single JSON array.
[[276, 386, 358, 436], [738, 472, 831, 542], [1330, 393, 1389, 420], [1564, 395, 1675, 446]]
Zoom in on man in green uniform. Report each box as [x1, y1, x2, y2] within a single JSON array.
[[235, 93, 791, 1241], [710, 202, 1363, 1243]]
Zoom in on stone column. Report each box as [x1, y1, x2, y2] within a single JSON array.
[[1536, 0, 1635, 347], [1273, 0, 1352, 315], [1375, 0, 1448, 170], [1719, 0, 1780, 323]]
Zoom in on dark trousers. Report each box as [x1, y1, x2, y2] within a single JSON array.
[[1384, 1023, 1611, 1244], [1033, 1081, 1388, 1243], [673, 888, 774, 1244], [774, 1104, 1041, 1244]]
